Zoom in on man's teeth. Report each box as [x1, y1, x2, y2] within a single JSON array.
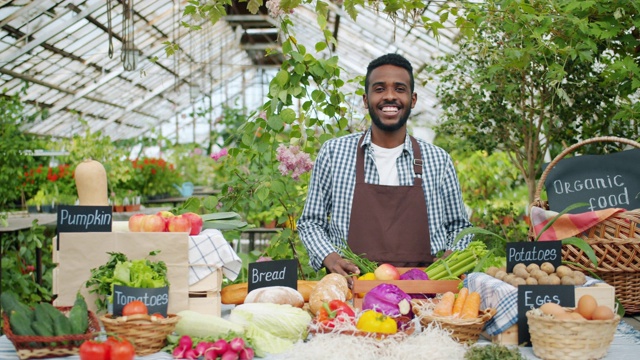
[[382, 106, 398, 113]]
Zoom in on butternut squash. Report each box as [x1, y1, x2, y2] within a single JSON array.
[[74, 159, 109, 205]]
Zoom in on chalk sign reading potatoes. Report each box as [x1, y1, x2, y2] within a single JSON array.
[[543, 149, 640, 213], [248, 259, 298, 293], [112, 285, 169, 317], [506, 241, 562, 273]]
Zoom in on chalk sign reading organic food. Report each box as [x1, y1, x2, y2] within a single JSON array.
[[112, 285, 169, 317], [543, 149, 640, 213]]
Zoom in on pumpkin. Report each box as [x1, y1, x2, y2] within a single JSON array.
[[74, 159, 109, 205]]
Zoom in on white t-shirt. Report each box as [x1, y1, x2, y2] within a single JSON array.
[[370, 143, 404, 185]]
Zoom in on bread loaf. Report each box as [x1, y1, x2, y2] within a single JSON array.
[[309, 273, 350, 315], [244, 286, 305, 308], [221, 280, 319, 305]]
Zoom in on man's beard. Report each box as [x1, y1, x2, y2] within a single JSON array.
[[369, 106, 411, 132]]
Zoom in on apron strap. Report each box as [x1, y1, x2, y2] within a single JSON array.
[[356, 135, 424, 184]]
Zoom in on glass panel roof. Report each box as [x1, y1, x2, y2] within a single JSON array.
[[0, 0, 458, 143]]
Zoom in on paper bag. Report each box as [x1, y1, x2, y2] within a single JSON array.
[[53, 232, 189, 315]]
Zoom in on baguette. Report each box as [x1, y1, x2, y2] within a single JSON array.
[[221, 280, 319, 305]]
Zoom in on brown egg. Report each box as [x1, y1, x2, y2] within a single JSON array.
[[569, 312, 586, 321], [576, 295, 598, 320], [540, 302, 565, 317], [591, 305, 615, 320]]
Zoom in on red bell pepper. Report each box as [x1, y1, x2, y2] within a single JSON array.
[[315, 300, 355, 328]]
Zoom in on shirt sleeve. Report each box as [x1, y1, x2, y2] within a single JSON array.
[[297, 142, 338, 271], [441, 155, 474, 250]]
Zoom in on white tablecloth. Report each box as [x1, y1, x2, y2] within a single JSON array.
[[188, 229, 242, 284]]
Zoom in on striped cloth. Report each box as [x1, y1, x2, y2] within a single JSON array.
[[463, 272, 602, 336], [530, 206, 625, 241], [189, 229, 242, 284]]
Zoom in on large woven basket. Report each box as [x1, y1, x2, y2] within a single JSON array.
[[526, 309, 620, 360], [529, 136, 640, 314], [100, 313, 179, 356], [3, 306, 100, 360], [411, 300, 496, 344]]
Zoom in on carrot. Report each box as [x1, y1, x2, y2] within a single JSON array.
[[452, 287, 469, 317], [460, 291, 481, 319], [433, 291, 455, 317]]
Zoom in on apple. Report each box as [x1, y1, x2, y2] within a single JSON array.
[[167, 215, 192, 233], [128, 213, 146, 232], [157, 210, 174, 218], [374, 263, 401, 280], [142, 214, 166, 232], [182, 212, 203, 235]]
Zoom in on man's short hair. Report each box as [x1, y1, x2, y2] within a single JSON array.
[[365, 53, 414, 93]]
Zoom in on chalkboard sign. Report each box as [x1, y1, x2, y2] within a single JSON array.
[[248, 259, 298, 293], [543, 148, 640, 213], [112, 285, 169, 317], [517, 285, 575, 346], [57, 205, 113, 233], [506, 241, 562, 273]]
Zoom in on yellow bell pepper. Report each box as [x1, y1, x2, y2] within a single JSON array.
[[356, 310, 397, 334], [356, 272, 376, 298]]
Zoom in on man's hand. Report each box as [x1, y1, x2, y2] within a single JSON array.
[[323, 252, 360, 288]]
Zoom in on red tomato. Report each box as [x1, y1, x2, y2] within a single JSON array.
[[79, 340, 109, 360], [106, 337, 135, 360], [150, 312, 164, 319], [122, 300, 148, 316]]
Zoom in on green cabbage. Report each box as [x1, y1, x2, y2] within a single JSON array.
[[244, 324, 296, 357], [229, 303, 311, 344]]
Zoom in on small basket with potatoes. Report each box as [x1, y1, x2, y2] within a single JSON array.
[[527, 295, 619, 360], [485, 262, 586, 287]]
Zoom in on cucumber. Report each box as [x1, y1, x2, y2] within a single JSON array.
[[1, 292, 33, 321], [9, 310, 36, 336], [68, 293, 89, 334]]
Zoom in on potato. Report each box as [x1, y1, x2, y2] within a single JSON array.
[[573, 271, 586, 285], [494, 270, 508, 281], [511, 277, 526, 287], [540, 262, 555, 274], [498, 266, 507, 273], [526, 277, 538, 285], [530, 269, 547, 280], [513, 267, 530, 280], [526, 263, 540, 273], [485, 266, 500, 277], [555, 265, 573, 278], [548, 274, 561, 285], [513, 263, 527, 274], [561, 275, 576, 285], [538, 275, 552, 285], [503, 274, 517, 284]]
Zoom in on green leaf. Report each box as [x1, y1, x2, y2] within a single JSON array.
[[315, 41, 327, 52], [203, 219, 249, 230], [201, 212, 242, 221], [452, 226, 505, 247], [280, 108, 296, 124], [561, 237, 598, 268], [267, 114, 285, 131]]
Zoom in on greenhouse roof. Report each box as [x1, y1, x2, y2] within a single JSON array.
[[0, 0, 458, 143]]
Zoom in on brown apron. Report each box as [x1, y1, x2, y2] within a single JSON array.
[[348, 135, 434, 267]]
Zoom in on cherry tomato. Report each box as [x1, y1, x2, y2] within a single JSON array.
[[79, 340, 109, 360], [150, 312, 164, 319], [122, 300, 148, 316], [106, 337, 136, 360]]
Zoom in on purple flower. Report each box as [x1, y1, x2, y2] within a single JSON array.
[[276, 144, 313, 180], [211, 148, 228, 161]]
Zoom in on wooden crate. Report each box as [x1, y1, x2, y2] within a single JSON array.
[[188, 268, 223, 316], [352, 268, 461, 309]]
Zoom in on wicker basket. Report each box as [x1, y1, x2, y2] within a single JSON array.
[[100, 313, 179, 356], [526, 309, 620, 360], [2, 306, 100, 360], [529, 136, 640, 314], [411, 300, 496, 344]]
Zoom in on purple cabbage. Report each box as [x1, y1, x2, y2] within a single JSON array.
[[362, 283, 413, 318], [400, 268, 435, 299]]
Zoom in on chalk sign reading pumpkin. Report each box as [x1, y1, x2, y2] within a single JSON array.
[[543, 149, 640, 213]]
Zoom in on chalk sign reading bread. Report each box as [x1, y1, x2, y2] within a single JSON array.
[[543, 149, 640, 213], [248, 259, 298, 292]]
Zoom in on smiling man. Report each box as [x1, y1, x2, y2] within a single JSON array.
[[297, 53, 473, 280]]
